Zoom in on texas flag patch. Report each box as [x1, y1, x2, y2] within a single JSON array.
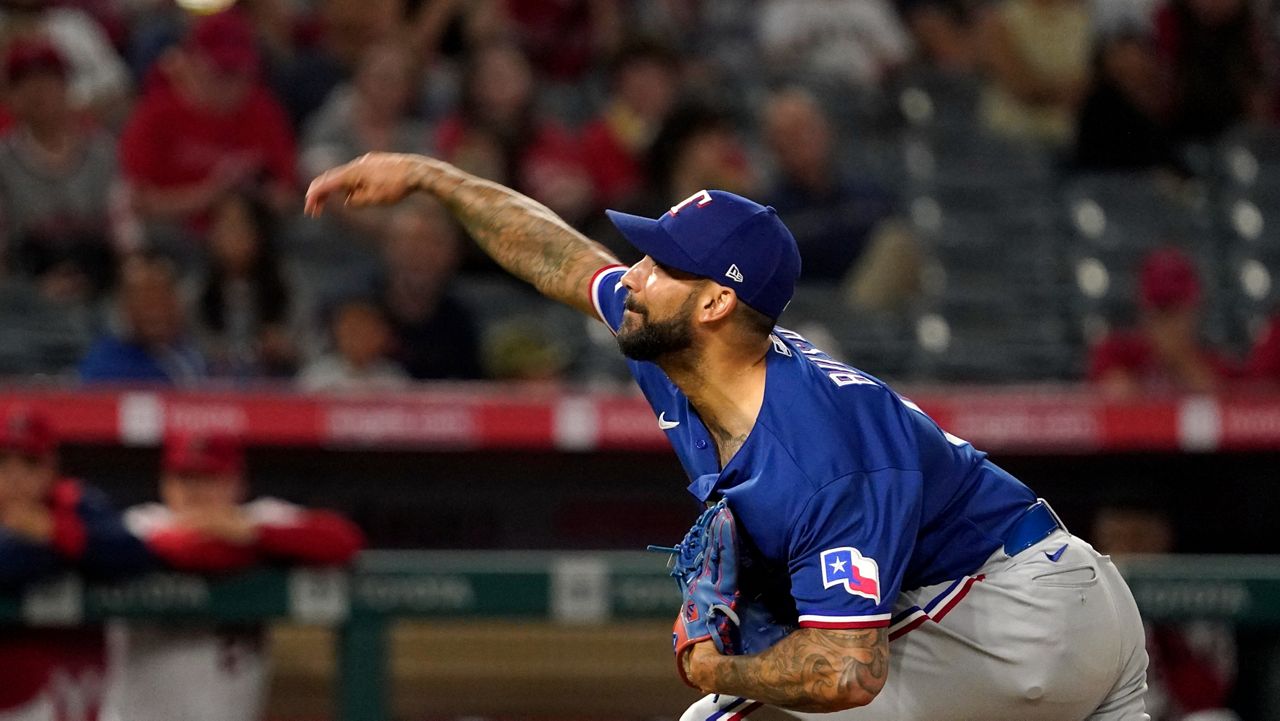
[[820, 547, 882, 604]]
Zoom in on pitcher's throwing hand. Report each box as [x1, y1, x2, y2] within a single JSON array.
[[305, 153, 441, 216]]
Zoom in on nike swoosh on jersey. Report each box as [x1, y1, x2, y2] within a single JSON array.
[[658, 412, 680, 430], [1045, 544, 1067, 563]]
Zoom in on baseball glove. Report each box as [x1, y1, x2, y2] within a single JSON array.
[[651, 500, 795, 687]]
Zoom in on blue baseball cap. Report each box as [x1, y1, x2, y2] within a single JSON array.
[[605, 190, 802, 319]]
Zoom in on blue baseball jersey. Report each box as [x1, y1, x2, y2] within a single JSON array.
[[590, 265, 1038, 630]]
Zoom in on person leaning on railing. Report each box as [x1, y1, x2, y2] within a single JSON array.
[[100, 430, 363, 721], [0, 407, 151, 721]]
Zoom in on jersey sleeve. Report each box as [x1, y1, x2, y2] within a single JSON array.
[[70, 484, 154, 581], [144, 528, 259, 573], [786, 469, 923, 629], [587, 265, 628, 332], [248, 498, 364, 565], [0, 532, 63, 590]]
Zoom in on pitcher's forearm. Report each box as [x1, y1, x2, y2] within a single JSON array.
[[686, 628, 888, 712], [411, 160, 620, 315]]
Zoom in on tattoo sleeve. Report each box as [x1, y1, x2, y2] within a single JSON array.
[[413, 160, 621, 316], [696, 628, 889, 712]]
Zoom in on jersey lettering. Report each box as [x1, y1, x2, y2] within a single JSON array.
[[670, 189, 713, 215], [769, 335, 793, 357], [777, 329, 877, 388]]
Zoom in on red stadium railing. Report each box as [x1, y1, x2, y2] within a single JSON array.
[[3, 385, 1279, 454]]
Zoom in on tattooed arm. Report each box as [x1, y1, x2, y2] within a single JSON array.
[[683, 628, 889, 712], [305, 153, 621, 316]]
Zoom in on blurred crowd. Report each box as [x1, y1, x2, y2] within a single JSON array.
[[1, 0, 1280, 393]]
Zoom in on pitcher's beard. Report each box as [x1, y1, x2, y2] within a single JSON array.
[[617, 296, 697, 362]]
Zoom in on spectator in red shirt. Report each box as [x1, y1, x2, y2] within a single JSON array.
[[496, 0, 622, 83], [124, 430, 363, 573], [434, 40, 593, 228], [580, 40, 680, 211], [118, 10, 296, 235], [1088, 247, 1236, 399], [102, 430, 363, 721]]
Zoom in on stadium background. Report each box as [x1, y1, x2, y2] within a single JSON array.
[[3, 0, 1280, 718]]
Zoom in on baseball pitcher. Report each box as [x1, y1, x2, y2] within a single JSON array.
[[305, 153, 1149, 720]]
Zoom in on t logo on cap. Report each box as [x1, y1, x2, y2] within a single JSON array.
[[605, 189, 802, 320], [669, 189, 713, 216]]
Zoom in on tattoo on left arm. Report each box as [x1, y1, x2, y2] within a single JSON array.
[[693, 628, 889, 712]]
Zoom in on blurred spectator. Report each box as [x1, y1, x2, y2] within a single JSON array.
[[1088, 247, 1236, 398], [434, 40, 594, 227], [592, 100, 756, 258], [300, 40, 430, 238], [102, 431, 363, 721], [118, 10, 296, 234], [0, 406, 150, 721], [580, 39, 680, 210], [194, 192, 299, 379], [642, 102, 756, 214], [405, 0, 510, 68], [371, 200, 483, 380], [315, 0, 406, 70], [761, 88, 899, 283], [1092, 504, 1241, 721], [0, 39, 120, 305], [756, 0, 912, 90], [79, 253, 208, 385], [0, 406, 151, 587], [496, 0, 623, 83], [297, 298, 410, 391], [301, 40, 428, 179], [977, 0, 1092, 147], [1154, 0, 1269, 144], [620, 0, 758, 96], [0, 0, 131, 122], [1073, 27, 1183, 174], [894, 0, 980, 72]]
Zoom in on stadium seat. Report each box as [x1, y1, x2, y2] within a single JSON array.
[[0, 281, 94, 377], [907, 300, 1077, 382], [782, 284, 917, 381], [894, 66, 983, 133], [1057, 173, 1249, 357], [1216, 197, 1280, 348]]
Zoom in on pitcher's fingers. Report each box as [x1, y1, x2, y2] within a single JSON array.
[[345, 182, 382, 207], [304, 167, 351, 216]]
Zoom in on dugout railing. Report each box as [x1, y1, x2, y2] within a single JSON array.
[[1, 552, 1278, 721]]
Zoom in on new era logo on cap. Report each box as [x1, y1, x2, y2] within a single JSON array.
[[605, 190, 802, 319]]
